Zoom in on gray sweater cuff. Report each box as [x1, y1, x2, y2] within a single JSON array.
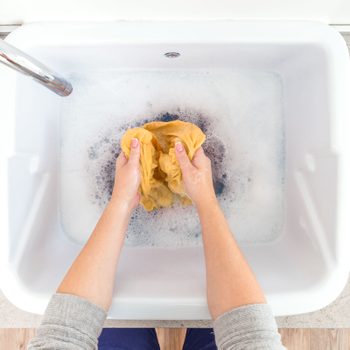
[[28, 293, 107, 349], [213, 303, 285, 350]]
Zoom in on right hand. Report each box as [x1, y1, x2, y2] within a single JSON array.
[[111, 138, 141, 211], [175, 143, 217, 206]]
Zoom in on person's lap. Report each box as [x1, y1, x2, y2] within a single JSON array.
[[182, 328, 217, 350], [98, 327, 217, 350]]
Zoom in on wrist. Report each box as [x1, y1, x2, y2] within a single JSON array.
[[195, 193, 219, 214], [109, 194, 134, 216]]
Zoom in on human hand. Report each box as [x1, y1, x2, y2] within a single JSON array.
[[111, 138, 141, 210], [175, 143, 217, 207]]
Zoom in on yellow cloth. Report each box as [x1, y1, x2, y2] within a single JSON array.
[[121, 120, 206, 211]]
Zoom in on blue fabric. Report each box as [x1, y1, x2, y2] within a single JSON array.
[[98, 328, 217, 350], [183, 328, 217, 350], [98, 328, 160, 350]]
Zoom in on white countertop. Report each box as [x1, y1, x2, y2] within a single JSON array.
[[1, 0, 350, 24]]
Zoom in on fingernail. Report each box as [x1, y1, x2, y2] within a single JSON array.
[[131, 138, 139, 148], [175, 142, 183, 152]]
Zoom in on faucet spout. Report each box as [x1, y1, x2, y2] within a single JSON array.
[[0, 39, 72, 97]]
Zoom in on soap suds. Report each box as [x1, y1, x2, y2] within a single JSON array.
[[60, 69, 284, 247]]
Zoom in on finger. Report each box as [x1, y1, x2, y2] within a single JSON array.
[[175, 142, 194, 174], [116, 151, 127, 171], [192, 147, 209, 168], [128, 138, 141, 165]]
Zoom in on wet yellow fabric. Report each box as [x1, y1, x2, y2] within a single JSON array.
[[121, 120, 206, 211]]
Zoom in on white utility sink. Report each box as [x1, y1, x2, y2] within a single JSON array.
[[0, 22, 350, 319]]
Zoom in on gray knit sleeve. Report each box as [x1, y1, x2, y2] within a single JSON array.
[[213, 304, 285, 350], [28, 293, 107, 350]]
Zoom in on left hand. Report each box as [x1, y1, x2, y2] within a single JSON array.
[[111, 138, 141, 210]]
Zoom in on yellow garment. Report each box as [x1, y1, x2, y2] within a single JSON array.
[[121, 120, 206, 211]]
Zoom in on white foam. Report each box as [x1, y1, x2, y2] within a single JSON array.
[[60, 69, 284, 246]]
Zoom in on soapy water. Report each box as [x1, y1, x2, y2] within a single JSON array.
[[60, 69, 284, 246], [88, 112, 228, 208]]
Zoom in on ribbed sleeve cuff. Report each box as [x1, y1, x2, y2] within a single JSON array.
[[33, 293, 107, 349], [214, 304, 285, 350]]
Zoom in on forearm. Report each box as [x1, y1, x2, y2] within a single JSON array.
[[57, 198, 131, 311], [197, 198, 265, 319]]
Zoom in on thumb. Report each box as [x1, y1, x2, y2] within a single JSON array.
[[128, 138, 140, 165], [175, 142, 193, 174], [115, 151, 127, 171]]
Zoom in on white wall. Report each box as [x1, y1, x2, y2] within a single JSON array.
[[1, 0, 350, 25]]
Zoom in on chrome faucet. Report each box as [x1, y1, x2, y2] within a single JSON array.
[[0, 39, 72, 96]]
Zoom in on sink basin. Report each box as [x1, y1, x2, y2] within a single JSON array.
[[0, 21, 350, 319]]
